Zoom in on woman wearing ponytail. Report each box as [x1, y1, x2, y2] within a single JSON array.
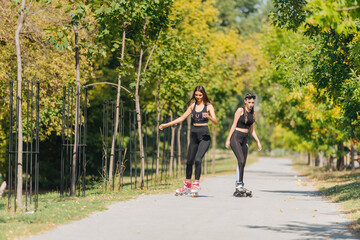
[[225, 93, 262, 197], [159, 86, 217, 197]]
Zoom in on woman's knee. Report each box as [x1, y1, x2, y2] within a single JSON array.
[[194, 158, 202, 166], [238, 159, 246, 167], [186, 160, 194, 167]]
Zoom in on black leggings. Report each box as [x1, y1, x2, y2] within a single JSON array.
[[186, 126, 211, 180], [230, 131, 248, 183]]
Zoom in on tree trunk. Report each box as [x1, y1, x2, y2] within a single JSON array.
[[109, 23, 126, 183], [317, 151, 326, 167], [15, 0, 27, 208], [211, 125, 216, 174], [177, 122, 182, 176], [329, 155, 336, 171], [155, 71, 162, 179], [351, 144, 356, 171], [336, 143, 345, 171], [0, 182, 6, 198], [315, 152, 319, 166], [137, 19, 160, 187], [71, 22, 80, 197], [156, 106, 161, 178], [135, 93, 144, 187], [169, 111, 175, 176], [309, 152, 315, 166], [136, 20, 147, 188]]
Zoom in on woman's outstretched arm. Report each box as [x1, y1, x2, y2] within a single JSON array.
[[159, 103, 194, 130]]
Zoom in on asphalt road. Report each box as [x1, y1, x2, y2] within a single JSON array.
[[29, 157, 358, 240]]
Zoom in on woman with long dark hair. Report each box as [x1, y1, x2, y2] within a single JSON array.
[[159, 86, 217, 197], [225, 93, 262, 197]]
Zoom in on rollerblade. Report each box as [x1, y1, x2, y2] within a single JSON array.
[[191, 180, 200, 197], [175, 179, 191, 196], [233, 182, 252, 198]]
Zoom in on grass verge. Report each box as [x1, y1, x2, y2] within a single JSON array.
[[293, 158, 360, 235], [1, 149, 258, 240]]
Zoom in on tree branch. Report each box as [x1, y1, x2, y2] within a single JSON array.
[[143, 28, 161, 73], [336, 5, 359, 11], [84, 82, 134, 97], [79, 19, 96, 30]]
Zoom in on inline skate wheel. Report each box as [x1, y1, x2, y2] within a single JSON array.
[[192, 193, 198, 197]]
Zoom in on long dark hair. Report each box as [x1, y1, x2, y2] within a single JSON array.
[[244, 93, 256, 124], [187, 85, 211, 106]]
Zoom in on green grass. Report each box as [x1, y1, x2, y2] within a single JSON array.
[[293, 158, 360, 235], [0, 150, 258, 240]]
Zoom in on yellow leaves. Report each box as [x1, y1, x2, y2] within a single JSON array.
[[307, 83, 316, 94], [172, 0, 218, 41], [287, 91, 303, 101], [332, 105, 341, 118]]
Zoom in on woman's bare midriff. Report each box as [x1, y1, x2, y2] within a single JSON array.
[[235, 127, 249, 133], [193, 123, 208, 126]]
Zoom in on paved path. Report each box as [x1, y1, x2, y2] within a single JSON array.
[[29, 157, 358, 240]]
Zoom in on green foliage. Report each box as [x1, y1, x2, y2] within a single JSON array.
[[0, 0, 265, 185], [253, 23, 346, 155], [0, 0, 94, 174], [145, 32, 205, 114], [271, 0, 308, 31], [262, 0, 360, 156], [215, 0, 271, 35]]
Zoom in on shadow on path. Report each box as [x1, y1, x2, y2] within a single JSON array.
[[260, 190, 321, 197], [247, 170, 307, 178], [247, 221, 352, 239]]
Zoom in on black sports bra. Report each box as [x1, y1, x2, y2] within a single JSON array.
[[191, 103, 209, 124], [236, 108, 254, 129]]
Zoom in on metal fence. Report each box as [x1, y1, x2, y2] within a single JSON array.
[[8, 80, 40, 212]]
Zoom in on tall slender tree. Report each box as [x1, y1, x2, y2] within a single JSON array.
[[14, 0, 28, 209]]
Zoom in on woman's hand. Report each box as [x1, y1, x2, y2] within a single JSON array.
[[257, 141, 262, 151], [225, 139, 230, 149], [202, 112, 209, 118], [159, 123, 167, 130]]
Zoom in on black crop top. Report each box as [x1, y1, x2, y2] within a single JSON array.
[[191, 103, 209, 124], [236, 108, 254, 129]]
